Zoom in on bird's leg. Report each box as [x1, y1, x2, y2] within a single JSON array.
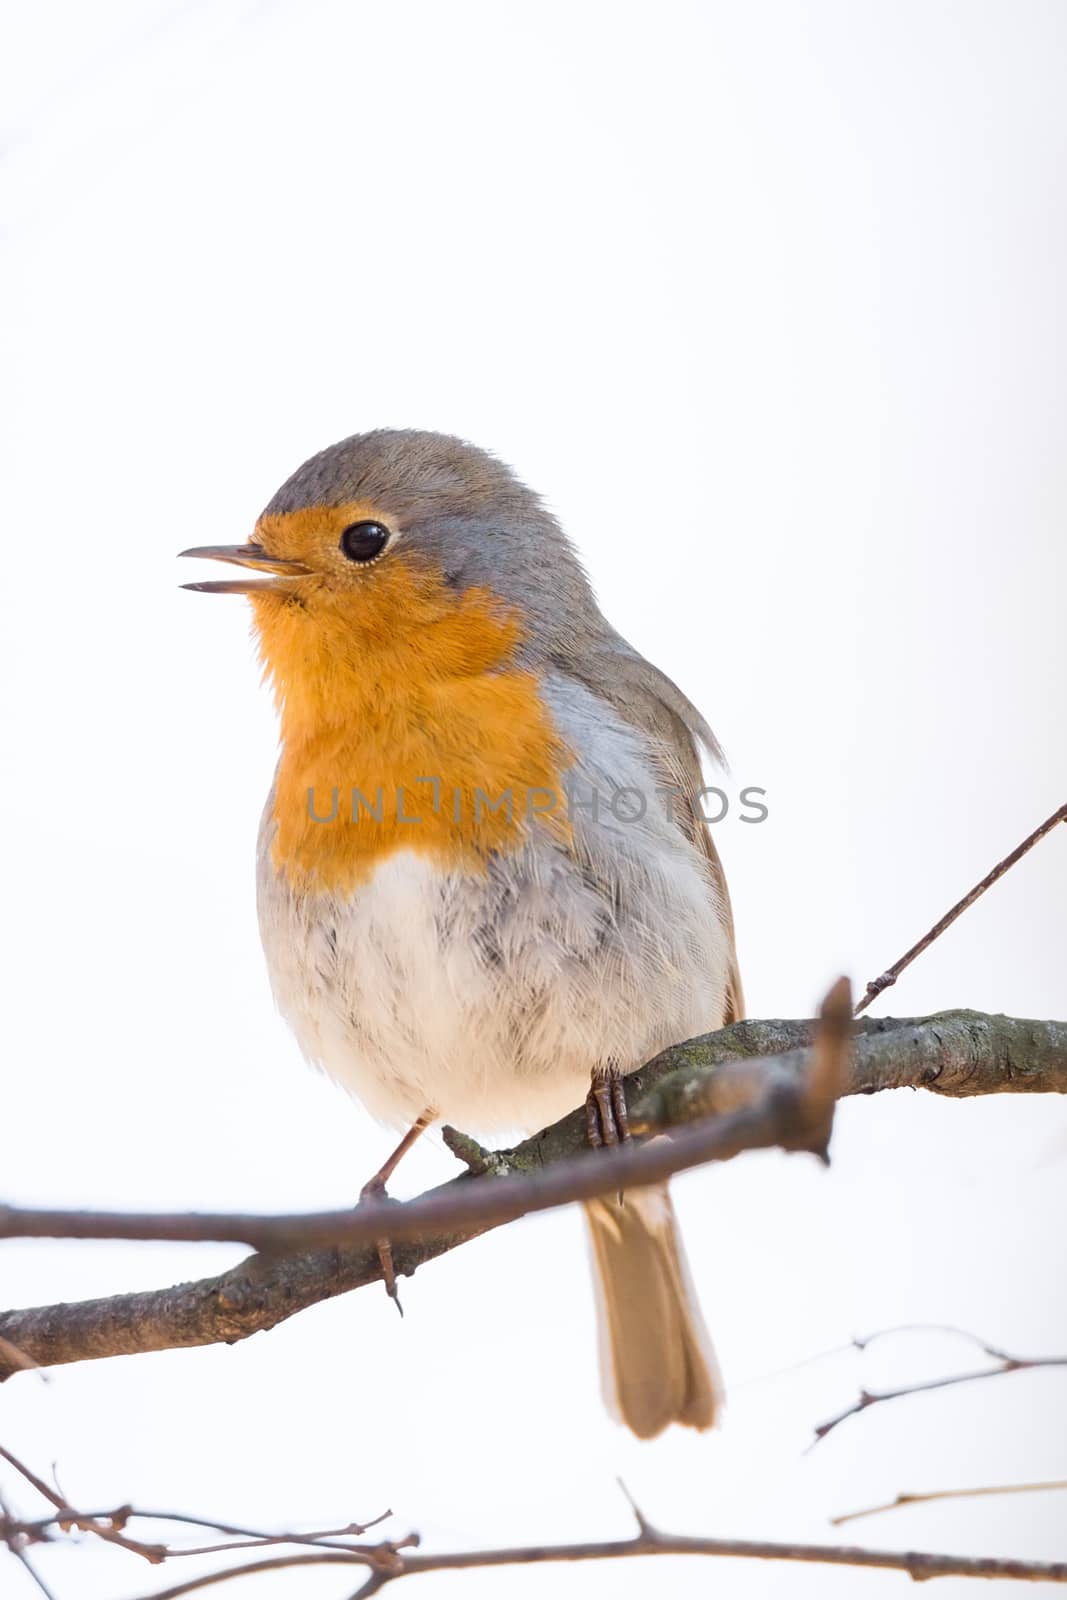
[[586, 1064, 631, 1206], [585, 1063, 631, 1149], [359, 1109, 434, 1314]]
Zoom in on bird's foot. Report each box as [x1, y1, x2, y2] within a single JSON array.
[[358, 1174, 404, 1316], [586, 1065, 631, 1205], [585, 1065, 632, 1148], [356, 1110, 434, 1317]]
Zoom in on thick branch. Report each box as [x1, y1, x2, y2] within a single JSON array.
[[1, 1008, 1063, 1381], [633, 1010, 1067, 1130]]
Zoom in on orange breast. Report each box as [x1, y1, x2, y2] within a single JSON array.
[[250, 553, 570, 894]]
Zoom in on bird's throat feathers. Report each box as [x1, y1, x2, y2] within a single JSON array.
[[250, 555, 570, 891]]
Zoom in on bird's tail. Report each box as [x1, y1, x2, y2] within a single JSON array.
[[584, 1183, 722, 1440]]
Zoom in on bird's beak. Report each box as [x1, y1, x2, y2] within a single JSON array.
[[178, 543, 312, 594]]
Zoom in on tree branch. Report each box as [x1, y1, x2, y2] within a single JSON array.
[[1, 1008, 1064, 1381], [4, 1459, 1067, 1596], [123, 1529, 1067, 1597]]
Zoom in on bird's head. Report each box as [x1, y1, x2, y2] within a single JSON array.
[[181, 431, 596, 713]]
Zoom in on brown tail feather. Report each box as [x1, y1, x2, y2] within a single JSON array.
[[584, 1183, 721, 1440]]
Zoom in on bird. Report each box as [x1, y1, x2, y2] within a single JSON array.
[[180, 429, 743, 1440]]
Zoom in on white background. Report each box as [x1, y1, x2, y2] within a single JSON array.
[[2, 2, 1065, 1596]]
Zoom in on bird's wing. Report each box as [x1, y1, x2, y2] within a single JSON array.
[[559, 637, 745, 1024]]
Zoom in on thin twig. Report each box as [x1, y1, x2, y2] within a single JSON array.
[[124, 1510, 392, 1543], [4, 1539, 58, 1600], [854, 1322, 1020, 1354], [731, 1340, 858, 1390], [855, 801, 1067, 1013], [0, 1483, 396, 1561], [166, 1522, 396, 1559], [0, 1493, 59, 1600], [811, 1341, 1067, 1447], [0, 1446, 166, 1564], [11, 1549, 58, 1600], [833, 1480, 1067, 1526], [737, 1321, 1053, 1391]]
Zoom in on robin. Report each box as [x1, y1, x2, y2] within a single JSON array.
[[181, 430, 743, 1440]]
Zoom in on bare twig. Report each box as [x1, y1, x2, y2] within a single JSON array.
[[833, 1480, 1067, 1526], [0, 1501, 399, 1561], [0, 1463, 410, 1595], [0, 1451, 395, 1562], [738, 1321, 1056, 1390], [127, 1511, 393, 1544], [3, 1541, 58, 1598], [5, 1450, 1067, 1594], [1, 1492, 59, 1600], [0, 1446, 166, 1564], [855, 802, 1067, 1014], [11, 1548, 59, 1600], [158, 1519, 394, 1560], [811, 1329, 1067, 1447]]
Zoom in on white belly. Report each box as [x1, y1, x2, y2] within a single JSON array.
[[257, 837, 729, 1136]]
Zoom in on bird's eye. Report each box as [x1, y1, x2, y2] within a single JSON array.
[[340, 521, 391, 563]]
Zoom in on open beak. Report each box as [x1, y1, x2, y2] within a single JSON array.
[[178, 543, 311, 594]]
